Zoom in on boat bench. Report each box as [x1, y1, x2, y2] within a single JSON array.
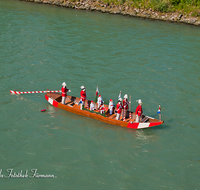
[[141, 116, 149, 122]]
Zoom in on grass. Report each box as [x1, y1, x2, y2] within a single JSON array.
[[101, 0, 200, 16]]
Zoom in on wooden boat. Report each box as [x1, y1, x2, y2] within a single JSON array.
[[45, 92, 164, 129]]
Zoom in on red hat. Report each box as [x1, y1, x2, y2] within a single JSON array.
[[91, 100, 93, 102], [110, 99, 113, 102], [99, 94, 101, 97]]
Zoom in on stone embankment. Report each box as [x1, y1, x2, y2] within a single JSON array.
[[20, 0, 200, 26]]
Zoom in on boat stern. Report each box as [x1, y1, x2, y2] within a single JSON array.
[[45, 94, 58, 107], [127, 121, 164, 129]]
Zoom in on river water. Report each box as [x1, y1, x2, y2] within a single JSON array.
[[0, 0, 200, 189]]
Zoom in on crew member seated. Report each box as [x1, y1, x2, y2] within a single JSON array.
[[99, 102, 105, 114], [90, 100, 95, 111]]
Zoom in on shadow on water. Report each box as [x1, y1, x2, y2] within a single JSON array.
[[149, 123, 171, 131]]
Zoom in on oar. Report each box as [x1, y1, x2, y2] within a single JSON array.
[[10, 90, 61, 95]]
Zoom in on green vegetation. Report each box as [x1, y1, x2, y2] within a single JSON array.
[[102, 0, 200, 16]]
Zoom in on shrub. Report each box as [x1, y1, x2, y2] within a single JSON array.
[[155, 1, 169, 12], [170, 0, 181, 5]]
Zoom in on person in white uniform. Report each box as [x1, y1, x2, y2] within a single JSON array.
[[109, 99, 114, 115], [90, 100, 95, 111], [97, 95, 103, 110]]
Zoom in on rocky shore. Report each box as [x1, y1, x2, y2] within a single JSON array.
[[20, 0, 200, 26]]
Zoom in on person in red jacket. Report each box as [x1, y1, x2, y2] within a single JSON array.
[[122, 94, 129, 119], [135, 99, 143, 122], [61, 82, 71, 104], [116, 98, 122, 120], [99, 102, 105, 114], [80, 86, 86, 109]]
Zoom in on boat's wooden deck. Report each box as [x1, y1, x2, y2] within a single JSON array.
[[47, 93, 160, 123], [50, 93, 135, 122]]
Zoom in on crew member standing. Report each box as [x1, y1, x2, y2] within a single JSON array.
[[80, 86, 86, 109], [135, 99, 143, 122], [61, 82, 71, 104], [109, 99, 114, 115], [97, 95, 103, 110], [123, 94, 129, 118], [116, 98, 122, 120]]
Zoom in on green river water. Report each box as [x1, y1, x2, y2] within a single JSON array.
[[0, 0, 200, 189]]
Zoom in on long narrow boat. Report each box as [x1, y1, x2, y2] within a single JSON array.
[[45, 92, 164, 129]]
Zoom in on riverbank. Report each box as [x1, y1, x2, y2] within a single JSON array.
[[19, 0, 200, 25]]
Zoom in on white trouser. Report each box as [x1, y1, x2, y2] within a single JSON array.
[[80, 100, 85, 110], [98, 103, 101, 109], [136, 115, 141, 122], [62, 96, 66, 104], [116, 113, 121, 120], [123, 109, 128, 118]]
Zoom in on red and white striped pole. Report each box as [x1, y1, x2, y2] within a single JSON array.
[[10, 90, 61, 95], [129, 111, 132, 119], [129, 95, 132, 119], [123, 111, 126, 121], [159, 105, 161, 121], [157, 105, 161, 121], [123, 115, 126, 121]]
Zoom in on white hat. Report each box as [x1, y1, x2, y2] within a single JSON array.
[[62, 82, 66, 87], [118, 98, 122, 102], [137, 99, 142, 104], [80, 86, 85, 89], [124, 94, 128, 99]]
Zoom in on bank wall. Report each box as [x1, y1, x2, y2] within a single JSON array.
[[20, 0, 200, 26]]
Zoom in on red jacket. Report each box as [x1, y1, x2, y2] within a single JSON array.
[[123, 99, 129, 110], [61, 86, 69, 97], [116, 102, 122, 114], [80, 90, 86, 101], [135, 105, 143, 116], [99, 105, 105, 113]]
